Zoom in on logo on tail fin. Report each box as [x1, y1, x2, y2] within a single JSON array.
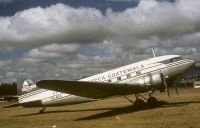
[[21, 79, 37, 93]]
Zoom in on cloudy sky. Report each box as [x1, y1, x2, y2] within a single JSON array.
[[0, 0, 199, 82]]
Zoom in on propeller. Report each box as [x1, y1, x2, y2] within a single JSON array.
[[173, 83, 179, 95], [161, 74, 170, 98], [162, 75, 179, 98]]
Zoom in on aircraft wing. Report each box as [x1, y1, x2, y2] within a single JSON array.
[[36, 80, 144, 99]]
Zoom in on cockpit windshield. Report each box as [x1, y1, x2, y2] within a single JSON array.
[[170, 57, 183, 62], [160, 56, 183, 64]]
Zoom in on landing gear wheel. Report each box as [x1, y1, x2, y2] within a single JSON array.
[[39, 109, 44, 114], [39, 107, 46, 114], [134, 99, 146, 107], [147, 97, 157, 106]]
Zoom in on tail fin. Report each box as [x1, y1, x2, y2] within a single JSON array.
[[17, 79, 39, 96], [16, 79, 42, 106]]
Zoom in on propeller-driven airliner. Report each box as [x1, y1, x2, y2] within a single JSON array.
[[6, 55, 195, 114]]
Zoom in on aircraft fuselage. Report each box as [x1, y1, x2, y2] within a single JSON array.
[[18, 55, 195, 107]]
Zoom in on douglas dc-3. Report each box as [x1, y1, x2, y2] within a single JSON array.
[[6, 54, 195, 114]]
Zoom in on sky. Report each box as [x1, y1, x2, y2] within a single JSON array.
[[0, 0, 200, 82]]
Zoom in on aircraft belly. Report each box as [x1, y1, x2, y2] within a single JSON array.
[[42, 94, 94, 106], [60, 95, 94, 105]]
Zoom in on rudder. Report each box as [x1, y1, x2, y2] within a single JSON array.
[[17, 79, 39, 96]]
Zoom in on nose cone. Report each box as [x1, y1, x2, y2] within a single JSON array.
[[188, 59, 195, 68], [184, 59, 195, 72]]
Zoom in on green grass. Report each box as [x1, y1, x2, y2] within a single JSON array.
[[0, 88, 200, 128]]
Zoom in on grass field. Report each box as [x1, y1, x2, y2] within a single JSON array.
[[0, 88, 200, 128]]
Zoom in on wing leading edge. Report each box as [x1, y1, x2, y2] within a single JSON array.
[[36, 80, 145, 99]]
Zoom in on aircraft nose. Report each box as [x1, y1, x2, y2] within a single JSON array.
[[187, 59, 195, 68], [191, 59, 195, 66], [179, 59, 196, 75]]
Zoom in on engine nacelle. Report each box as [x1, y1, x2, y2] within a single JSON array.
[[131, 72, 166, 92], [143, 73, 165, 92]]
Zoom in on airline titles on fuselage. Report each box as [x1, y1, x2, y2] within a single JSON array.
[[90, 64, 145, 82]]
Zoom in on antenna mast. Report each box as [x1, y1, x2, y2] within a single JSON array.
[[152, 48, 156, 58]]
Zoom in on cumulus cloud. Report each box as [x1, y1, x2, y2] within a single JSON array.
[[40, 43, 80, 53], [0, 0, 200, 82], [0, 4, 107, 47], [24, 43, 80, 62], [1, 0, 200, 48]]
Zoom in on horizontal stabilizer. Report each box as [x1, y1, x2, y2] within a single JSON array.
[[3, 100, 43, 108], [3, 103, 21, 108]]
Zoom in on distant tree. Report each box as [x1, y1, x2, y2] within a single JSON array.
[[0, 82, 17, 96]]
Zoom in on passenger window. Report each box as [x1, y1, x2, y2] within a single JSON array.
[[136, 71, 141, 75], [107, 79, 111, 82], [126, 74, 131, 78], [170, 58, 175, 62], [117, 77, 121, 81]]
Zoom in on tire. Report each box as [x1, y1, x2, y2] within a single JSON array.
[[147, 97, 157, 106], [134, 99, 146, 107]]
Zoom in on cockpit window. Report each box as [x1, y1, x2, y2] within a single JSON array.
[[160, 56, 183, 64], [159, 56, 183, 64], [170, 57, 182, 62]]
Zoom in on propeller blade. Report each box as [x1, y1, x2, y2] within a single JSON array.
[[174, 83, 179, 95], [162, 74, 170, 98], [166, 88, 170, 98]]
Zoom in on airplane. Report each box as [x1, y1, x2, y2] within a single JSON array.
[[5, 54, 195, 114], [35, 54, 194, 113]]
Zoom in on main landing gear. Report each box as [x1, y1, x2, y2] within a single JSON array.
[[123, 93, 158, 107], [146, 96, 157, 106], [39, 106, 47, 114], [134, 94, 146, 107]]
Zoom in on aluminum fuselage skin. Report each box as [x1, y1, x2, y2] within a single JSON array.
[[18, 55, 195, 107]]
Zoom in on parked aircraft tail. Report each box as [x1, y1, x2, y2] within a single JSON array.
[[4, 79, 42, 108], [17, 79, 39, 96]]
